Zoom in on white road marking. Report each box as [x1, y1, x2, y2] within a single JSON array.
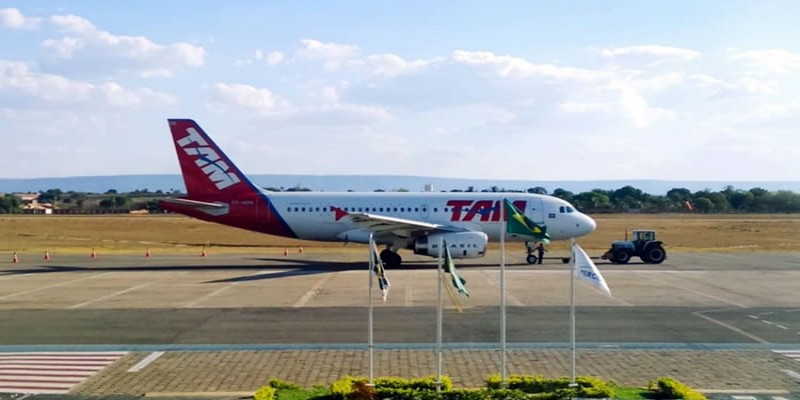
[[782, 369, 800, 381], [481, 271, 523, 306], [127, 351, 164, 372], [635, 271, 748, 308], [182, 271, 268, 308], [68, 279, 165, 309], [693, 311, 769, 344], [748, 315, 759, 319], [0, 272, 114, 301], [293, 273, 338, 308], [0, 352, 126, 394]]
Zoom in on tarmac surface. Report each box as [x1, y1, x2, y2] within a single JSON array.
[[0, 250, 797, 398]]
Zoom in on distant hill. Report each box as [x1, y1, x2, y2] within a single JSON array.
[[1, 175, 798, 195]]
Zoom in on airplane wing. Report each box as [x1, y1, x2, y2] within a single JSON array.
[[161, 197, 230, 216], [333, 206, 458, 239]]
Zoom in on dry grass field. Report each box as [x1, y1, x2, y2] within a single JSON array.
[[0, 213, 798, 256]]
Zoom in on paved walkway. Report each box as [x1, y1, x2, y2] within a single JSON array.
[[73, 349, 800, 395]]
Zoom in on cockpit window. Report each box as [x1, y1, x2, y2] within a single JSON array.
[[566, 206, 574, 213], [559, 206, 565, 213]]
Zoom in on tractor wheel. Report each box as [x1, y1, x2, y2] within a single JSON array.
[[642, 245, 666, 264], [526, 255, 538, 264], [614, 250, 631, 264]]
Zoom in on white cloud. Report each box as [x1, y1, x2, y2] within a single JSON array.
[[40, 13, 206, 78], [452, 50, 601, 82], [361, 53, 437, 77], [599, 45, 701, 63], [686, 74, 776, 97], [206, 83, 288, 114], [0, 60, 176, 108], [730, 49, 800, 74], [559, 101, 610, 113], [0, 8, 41, 29], [617, 84, 676, 128], [267, 51, 285, 65], [297, 39, 359, 71], [235, 49, 284, 67]]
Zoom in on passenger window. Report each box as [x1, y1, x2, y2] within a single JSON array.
[[434, 208, 438, 212], [323, 207, 327, 212], [415, 208, 419, 212], [294, 207, 299, 212], [379, 207, 384, 212], [393, 208, 398, 212], [422, 208, 426, 212], [287, 207, 291, 212]]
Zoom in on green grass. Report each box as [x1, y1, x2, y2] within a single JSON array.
[[614, 386, 653, 399], [277, 386, 333, 400]]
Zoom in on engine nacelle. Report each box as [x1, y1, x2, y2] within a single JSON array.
[[413, 232, 488, 259]]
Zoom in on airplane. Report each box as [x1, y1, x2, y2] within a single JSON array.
[[161, 119, 597, 266]]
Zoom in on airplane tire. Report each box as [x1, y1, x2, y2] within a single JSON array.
[[380, 250, 402, 267], [526, 255, 538, 264]]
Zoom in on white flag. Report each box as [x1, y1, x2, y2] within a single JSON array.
[[573, 243, 612, 297]]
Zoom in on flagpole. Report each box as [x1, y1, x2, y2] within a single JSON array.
[[368, 233, 375, 385], [500, 197, 507, 387], [570, 238, 576, 386], [436, 237, 444, 391]]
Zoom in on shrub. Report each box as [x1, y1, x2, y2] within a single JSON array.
[[270, 378, 301, 390], [255, 385, 277, 400], [331, 376, 365, 398], [375, 375, 453, 391], [649, 377, 706, 400], [484, 375, 614, 398]]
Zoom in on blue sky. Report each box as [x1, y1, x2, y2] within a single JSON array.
[[1, 1, 798, 181]]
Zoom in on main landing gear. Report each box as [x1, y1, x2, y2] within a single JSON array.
[[380, 248, 402, 267]]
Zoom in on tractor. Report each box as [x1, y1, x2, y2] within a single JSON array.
[[602, 229, 667, 264]]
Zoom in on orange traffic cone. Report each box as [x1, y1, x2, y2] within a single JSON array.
[[201, 246, 207, 257], [145, 248, 151, 258], [91, 248, 97, 259], [44, 250, 50, 261], [283, 247, 289, 256], [12, 252, 18, 263]]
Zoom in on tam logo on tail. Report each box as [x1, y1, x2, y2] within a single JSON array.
[[177, 127, 241, 190]]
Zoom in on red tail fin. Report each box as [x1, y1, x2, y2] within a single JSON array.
[[168, 119, 255, 196]]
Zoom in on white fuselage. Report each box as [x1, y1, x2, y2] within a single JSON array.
[[266, 191, 595, 245]]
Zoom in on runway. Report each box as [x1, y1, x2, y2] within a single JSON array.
[[0, 251, 797, 395]]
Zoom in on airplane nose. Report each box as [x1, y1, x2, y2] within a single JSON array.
[[581, 213, 597, 235]]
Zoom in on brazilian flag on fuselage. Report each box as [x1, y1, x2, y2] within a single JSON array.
[[503, 199, 550, 243]]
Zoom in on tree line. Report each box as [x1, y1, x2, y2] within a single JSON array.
[[0, 185, 798, 214]]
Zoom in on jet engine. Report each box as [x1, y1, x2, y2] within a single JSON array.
[[413, 231, 488, 259]]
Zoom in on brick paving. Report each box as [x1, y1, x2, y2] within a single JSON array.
[[73, 349, 800, 395]]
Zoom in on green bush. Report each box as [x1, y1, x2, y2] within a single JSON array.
[[649, 377, 706, 400], [255, 385, 277, 400], [375, 375, 453, 391], [484, 375, 614, 398], [331, 376, 365, 398], [270, 378, 302, 390], [331, 375, 454, 398]]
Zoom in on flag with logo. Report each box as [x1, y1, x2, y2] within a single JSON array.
[[443, 241, 469, 298], [371, 243, 390, 302], [572, 243, 612, 297], [504, 199, 550, 243]]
